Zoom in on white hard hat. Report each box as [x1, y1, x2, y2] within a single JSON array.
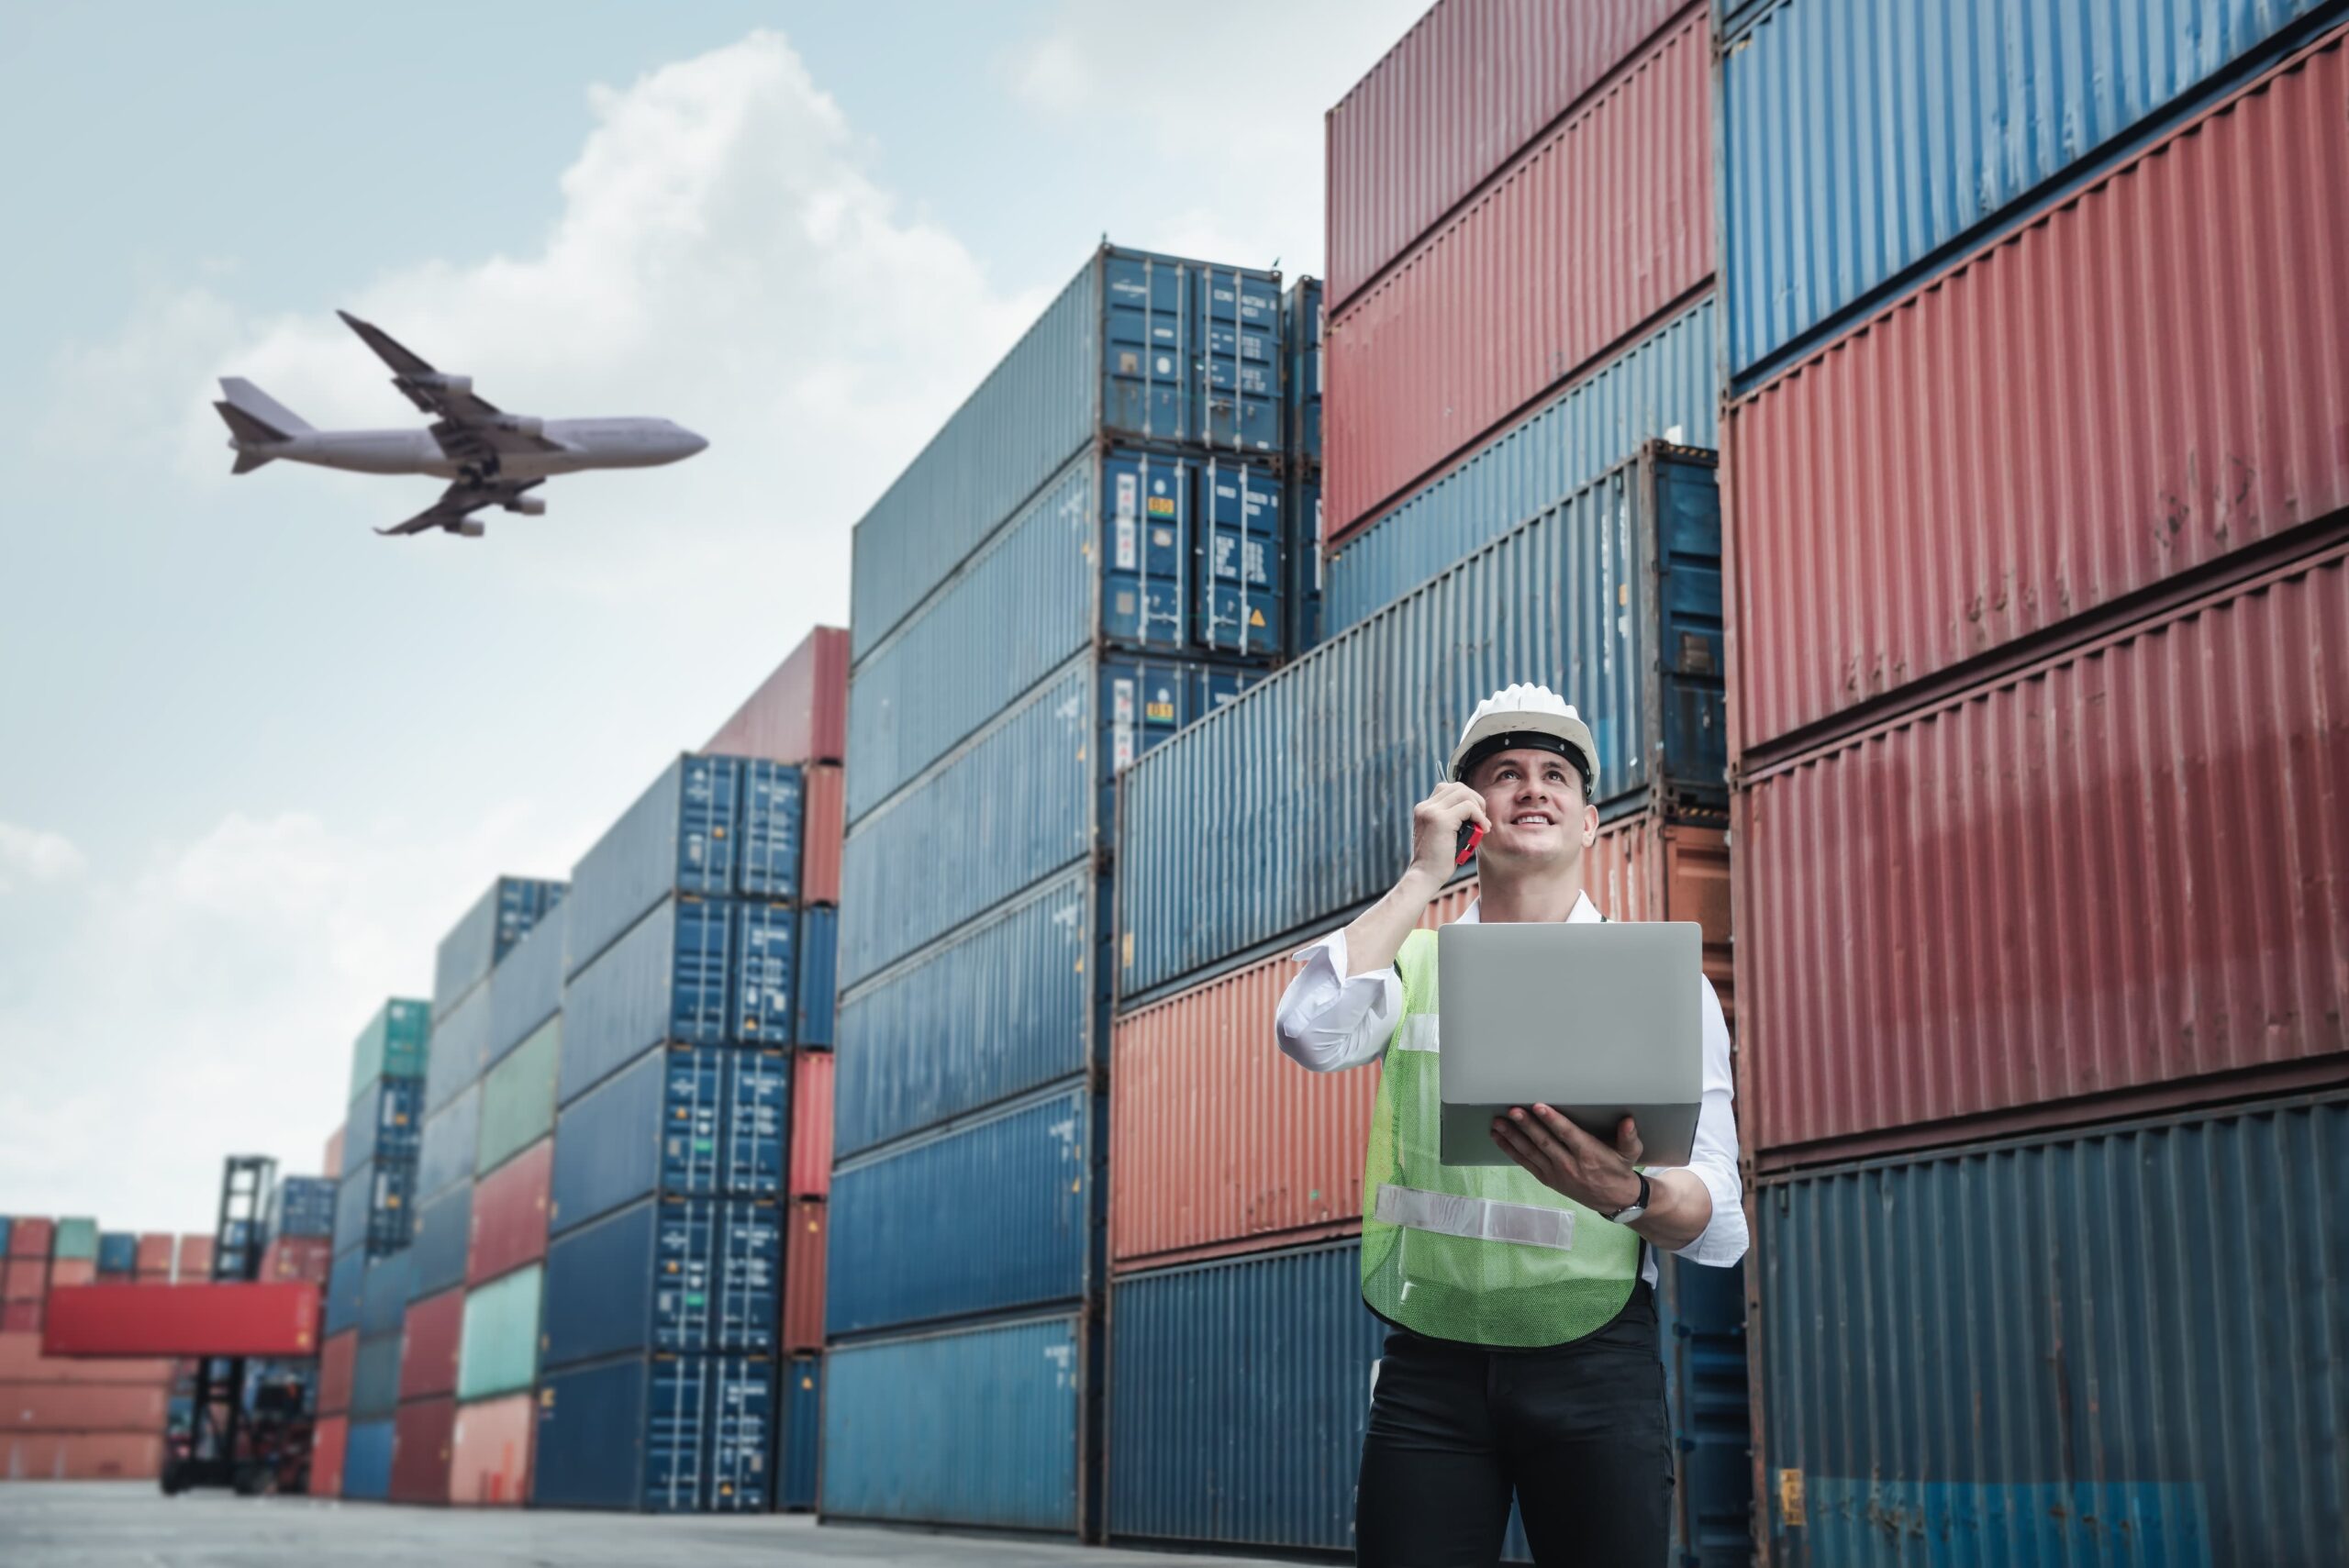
[[1449, 683, 1598, 801]]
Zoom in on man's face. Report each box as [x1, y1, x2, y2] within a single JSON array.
[[1468, 747, 1592, 865]]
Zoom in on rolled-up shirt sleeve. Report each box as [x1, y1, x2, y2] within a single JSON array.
[[1665, 976, 1748, 1266], [1273, 929, 1401, 1073]]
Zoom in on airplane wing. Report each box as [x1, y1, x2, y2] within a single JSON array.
[[376, 478, 543, 538], [336, 310, 564, 462]]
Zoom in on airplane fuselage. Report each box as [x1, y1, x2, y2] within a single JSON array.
[[251, 417, 706, 480]]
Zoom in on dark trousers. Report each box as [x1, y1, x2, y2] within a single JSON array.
[[1355, 1283, 1673, 1567]]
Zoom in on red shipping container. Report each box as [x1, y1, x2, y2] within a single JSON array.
[[781, 1199, 827, 1353], [1325, 0, 1685, 311], [705, 625, 849, 766], [317, 1329, 358, 1417], [390, 1395, 455, 1504], [1, 1261, 42, 1302], [467, 1138, 551, 1287], [8, 1220, 52, 1260], [790, 1052, 833, 1198], [175, 1236, 212, 1281], [448, 1392, 534, 1506], [1325, 10, 1712, 546], [47, 1262, 94, 1291], [1, 1384, 169, 1431], [1737, 544, 2349, 1165], [133, 1235, 173, 1277], [310, 1414, 348, 1498], [261, 1237, 332, 1285], [1108, 815, 1731, 1267], [2, 1303, 40, 1334], [42, 1282, 318, 1359], [0, 1336, 170, 1385], [1727, 29, 2349, 758], [324, 1124, 345, 1181], [2, 1431, 162, 1481], [399, 1287, 464, 1403], [799, 763, 842, 906]]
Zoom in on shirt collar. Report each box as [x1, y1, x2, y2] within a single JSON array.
[[1453, 890, 1601, 926]]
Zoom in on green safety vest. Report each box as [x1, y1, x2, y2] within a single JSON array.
[[1359, 928, 1642, 1347]]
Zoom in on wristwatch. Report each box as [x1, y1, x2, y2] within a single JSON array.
[[1609, 1172, 1652, 1227]]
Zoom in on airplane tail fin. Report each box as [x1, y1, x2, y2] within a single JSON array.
[[214, 377, 313, 473]]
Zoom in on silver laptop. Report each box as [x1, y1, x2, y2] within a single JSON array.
[[1437, 922, 1704, 1167]]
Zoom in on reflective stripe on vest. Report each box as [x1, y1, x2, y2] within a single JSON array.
[[1374, 1183, 1575, 1251]]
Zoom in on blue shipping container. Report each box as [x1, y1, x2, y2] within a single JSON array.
[[326, 1246, 366, 1337], [850, 245, 1286, 665], [265, 1176, 337, 1242], [414, 1084, 479, 1205], [359, 1250, 414, 1339], [828, 1082, 1094, 1338], [1119, 443, 1725, 999], [533, 1351, 776, 1512], [484, 901, 565, 1069], [422, 978, 489, 1115], [0, 1219, 11, 1259], [95, 1232, 137, 1275], [406, 1181, 471, 1301], [351, 1334, 402, 1418], [558, 894, 740, 1105], [1756, 1093, 2348, 1568], [343, 1077, 421, 1173], [1286, 471, 1323, 657], [1282, 274, 1321, 466], [734, 761, 804, 900], [565, 755, 739, 980], [1720, 0, 2334, 382], [1323, 299, 1714, 635], [333, 1159, 416, 1260], [780, 1356, 820, 1511], [794, 906, 838, 1049], [550, 1045, 789, 1237], [835, 867, 1090, 1160], [541, 1196, 781, 1366], [342, 1417, 395, 1499], [433, 875, 565, 1020], [732, 901, 796, 1045], [823, 1313, 1081, 1531]]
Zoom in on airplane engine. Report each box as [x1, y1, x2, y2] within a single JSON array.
[[505, 495, 547, 516], [494, 415, 544, 437], [454, 519, 486, 538]]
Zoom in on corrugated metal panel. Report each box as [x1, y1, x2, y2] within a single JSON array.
[[531, 1351, 774, 1512], [342, 1417, 395, 1500], [432, 880, 564, 1021], [7, 1219, 49, 1260], [822, 1313, 1082, 1531], [408, 1180, 472, 1299], [310, 1415, 347, 1497], [801, 764, 842, 906], [1324, 0, 1687, 310], [262, 1176, 335, 1242], [318, 1329, 357, 1416], [92, 1233, 134, 1276], [326, 1248, 365, 1338], [781, 1198, 827, 1353], [1325, 11, 1710, 543], [557, 895, 739, 1106], [1284, 277, 1321, 469], [421, 984, 487, 1115], [795, 906, 838, 1048], [1755, 1094, 2347, 1565], [475, 1016, 558, 1178], [415, 1084, 479, 1205], [133, 1234, 172, 1275], [540, 1198, 780, 1367], [780, 1356, 820, 1510], [344, 1077, 420, 1173], [398, 1285, 464, 1402], [835, 867, 1090, 1160], [333, 1159, 415, 1260], [790, 1051, 833, 1198], [550, 1046, 788, 1238], [827, 1083, 1094, 1339], [705, 625, 850, 766], [733, 901, 796, 1045], [350, 996, 431, 1097], [1722, 0, 2336, 381], [1121, 446, 1726, 998], [1738, 546, 2349, 1160], [456, 1263, 541, 1401], [360, 1251, 414, 1339], [447, 1391, 533, 1507], [734, 761, 804, 900], [1286, 472, 1324, 658], [564, 756, 740, 980], [467, 1137, 551, 1287], [1322, 299, 1715, 628], [1728, 30, 2349, 753], [351, 1335, 402, 1418], [484, 906, 564, 1069]]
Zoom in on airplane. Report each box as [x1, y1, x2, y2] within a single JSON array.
[[211, 310, 707, 537]]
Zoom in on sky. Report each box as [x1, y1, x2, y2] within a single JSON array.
[[0, 0, 1425, 1235]]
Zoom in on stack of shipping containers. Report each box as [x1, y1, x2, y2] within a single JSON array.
[[1280, 276, 1324, 657], [1716, 9, 2349, 1562], [0, 1218, 180, 1482], [827, 241, 1286, 1538], [1106, 6, 1748, 1559]]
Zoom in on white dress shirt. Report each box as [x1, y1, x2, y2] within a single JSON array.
[[1273, 891, 1747, 1284]]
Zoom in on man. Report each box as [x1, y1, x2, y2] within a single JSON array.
[[1275, 683, 1745, 1566]]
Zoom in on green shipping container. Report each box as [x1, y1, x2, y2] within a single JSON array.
[[350, 997, 432, 1104], [51, 1218, 99, 1261], [457, 1264, 542, 1401], [476, 1016, 560, 1177]]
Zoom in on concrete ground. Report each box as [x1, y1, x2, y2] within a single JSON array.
[[0, 1483, 1304, 1567]]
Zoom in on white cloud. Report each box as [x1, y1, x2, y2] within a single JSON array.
[[0, 822, 85, 892]]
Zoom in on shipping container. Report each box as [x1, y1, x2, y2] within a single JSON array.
[[822, 1313, 1081, 1531], [0, 1385, 168, 1431], [6, 1220, 46, 1261], [173, 1235, 211, 1280], [565, 756, 740, 980], [422, 981, 489, 1115], [326, 1249, 365, 1339], [49, 1220, 95, 1262], [455, 1264, 541, 1401], [732, 900, 797, 1044], [1285, 478, 1323, 658], [433, 878, 564, 1020], [0, 1260, 42, 1301], [344, 1078, 422, 1174], [447, 1391, 532, 1506], [531, 1351, 775, 1512], [735, 761, 804, 900], [46, 1261, 94, 1291], [415, 1084, 479, 1204], [351, 1336, 402, 1419], [310, 1414, 348, 1497], [398, 1286, 464, 1402], [828, 1083, 1094, 1339], [705, 625, 850, 767], [1740, 544, 2349, 1162], [1728, 30, 2349, 755], [477, 1016, 559, 1176], [1325, 10, 1709, 544], [41, 1282, 320, 1360], [133, 1235, 172, 1277], [796, 906, 838, 1048], [390, 1394, 455, 1505], [788, 1051, 832, 1199], [260, 1237, 331, 1285], [780, 1199, 827, 1355], [323, 1125, 344, 1182], [1123, 444, 1725, 1000], [835, 867, 1089, 1160], [350, 997, 431, 1099], [0, 1432, 164, 1482], [800, 765, 843, 907], [1283, 276, 1321, 468], [558, 895, 741, 1105], [1755, 1093, 2345, 1566], [1720, 0, 2337, 382], [333, 1158, 415, 1260], [2, 1301, 39, 1334], [851, 245, 1284, 663], [468, 1139, 552, 1288], [0, 1220, 10, 1261], [550, 1045, 789, 1237], [409, 1183, 471, 1299], [318, 1329, 356, 1416], [780, 1355, 819, 1511], [360, 1252, 413, 1340], [541, 1198, 780, 1367], [1324, 0, 1685, 309], [92, 1234, 135, 1277], [0, 1337, 170, 1384], [1321, 299, 1713, 631], [263, 1176, 336, 1241], [484, 904, 565, 1070], [342, 1416, 394, 1500]]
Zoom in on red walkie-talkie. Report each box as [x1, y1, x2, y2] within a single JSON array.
[[1455, 820, 1485, 866]]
